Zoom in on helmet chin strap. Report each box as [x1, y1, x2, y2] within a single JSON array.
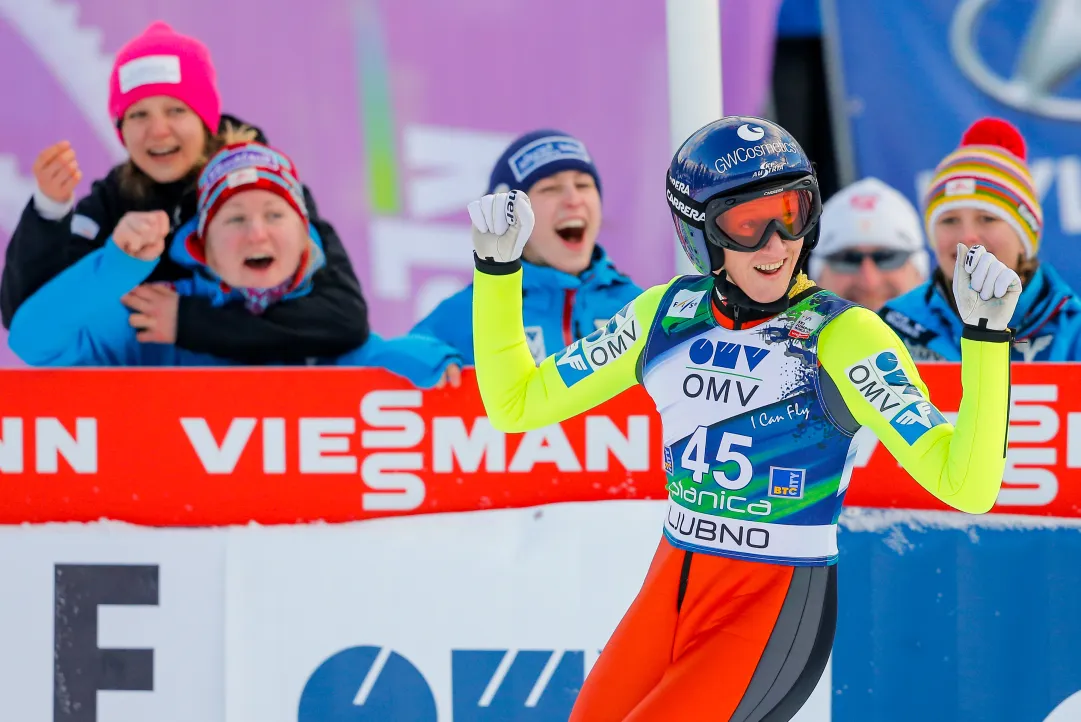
[[712, 270, 794, 316]]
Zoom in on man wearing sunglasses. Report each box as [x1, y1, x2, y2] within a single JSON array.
[[468, 116, 1016, 721], [810, 177, 928, 311]]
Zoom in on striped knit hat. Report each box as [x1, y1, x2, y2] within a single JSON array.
[[923, 117, 1042, 258], [196, 141, 308, 239]]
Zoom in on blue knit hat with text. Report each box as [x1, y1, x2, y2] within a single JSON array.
[[487, 129, 602, 196]]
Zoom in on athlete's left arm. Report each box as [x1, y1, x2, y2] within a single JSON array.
[[818, 306, 1010, 514]]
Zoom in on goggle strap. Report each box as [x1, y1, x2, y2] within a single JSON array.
[[666, 172, 708, 230]]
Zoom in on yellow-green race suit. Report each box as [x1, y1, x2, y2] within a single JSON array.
[[474, 268, 1009, 565]]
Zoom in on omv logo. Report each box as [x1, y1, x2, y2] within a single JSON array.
[[299, 646, 585, 721], [300, 646, 436, 721]]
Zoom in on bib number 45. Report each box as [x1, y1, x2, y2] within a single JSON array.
[[680, 427, 753, 490]]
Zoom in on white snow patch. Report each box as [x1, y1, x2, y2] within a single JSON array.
[[841, 507, 1081, 533]]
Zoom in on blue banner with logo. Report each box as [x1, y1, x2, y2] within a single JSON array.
[[828, 0, 1081, 286], [835, 517, 1081, 722]]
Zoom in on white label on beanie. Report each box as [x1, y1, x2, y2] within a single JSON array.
[[509, 136, 591, 183], [119, 55, 182, 93], [1017, 202, 1040, 232], [227, 168, 259, 188], [945, 178, 976, 196]]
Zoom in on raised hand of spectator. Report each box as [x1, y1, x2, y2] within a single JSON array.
[[113, 210, 169, 261], [32, 141, 82, 206]]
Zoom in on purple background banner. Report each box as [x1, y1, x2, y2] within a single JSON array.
[[0, 0, 781, 366]]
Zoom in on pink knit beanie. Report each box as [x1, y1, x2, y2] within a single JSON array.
[[108, 21, 221, 138]]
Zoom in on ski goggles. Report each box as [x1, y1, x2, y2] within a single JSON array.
[[704, 176, 821, 253], [823, 248, 912, 274]]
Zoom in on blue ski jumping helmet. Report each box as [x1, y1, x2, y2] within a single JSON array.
[[667, 116, 822, 274]]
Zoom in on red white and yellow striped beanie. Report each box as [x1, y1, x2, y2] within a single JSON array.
[[923, 117, 1042, 258]]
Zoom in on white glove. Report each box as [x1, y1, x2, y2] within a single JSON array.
[[952, 243, 1022, 332], [467, 190, 535, 264]]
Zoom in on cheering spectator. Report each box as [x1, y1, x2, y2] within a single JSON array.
[[411, 130, 641, 365], [8, 134, 461, 388], [881, 117, 1081, 361], [1, 20, 368, 363]]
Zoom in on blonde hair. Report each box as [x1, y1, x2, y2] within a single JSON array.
[[214, 119, 260, 148]]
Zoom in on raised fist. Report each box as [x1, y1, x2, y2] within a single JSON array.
[[113, 211, 170, 262], [952, 243, 1022, 332], [468, 190, 535, 264]]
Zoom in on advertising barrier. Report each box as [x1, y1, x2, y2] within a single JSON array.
[[3, 365, 1078, 721], [0, 364, 1079, 525], [3, 506, 1080, 721], [0, 525, 225, 722]]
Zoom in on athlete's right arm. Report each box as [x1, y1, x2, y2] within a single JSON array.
[[473, 263, 668, 432]]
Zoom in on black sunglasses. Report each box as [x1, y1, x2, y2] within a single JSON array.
[[824, 248, 912, 273]]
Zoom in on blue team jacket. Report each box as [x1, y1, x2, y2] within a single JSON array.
[[411, 245, 642, 365], [880, 264, 1081, 362]]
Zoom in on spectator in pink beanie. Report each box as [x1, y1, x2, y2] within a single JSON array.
[[1, 21, 369, 364]]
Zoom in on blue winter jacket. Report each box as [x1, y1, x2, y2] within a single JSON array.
[[880, 264, 1081, 362], [412, 245, 642, 365], [8, 220, 461, 387]]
